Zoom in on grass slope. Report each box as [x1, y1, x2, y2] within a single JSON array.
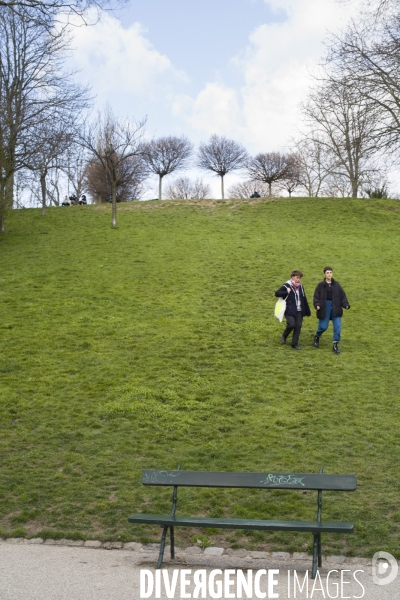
[[0, 197, 399, 557]]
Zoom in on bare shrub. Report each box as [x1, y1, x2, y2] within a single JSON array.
[[165, 177, 211, 200], [228, 180, 271, 199], [85, 154, 146, 203]]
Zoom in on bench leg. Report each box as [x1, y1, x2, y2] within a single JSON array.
[[170, 527, 175, 559], [317, 533, 322, 567], [312, 533, 318, 579], [156, 526, 168, 569]]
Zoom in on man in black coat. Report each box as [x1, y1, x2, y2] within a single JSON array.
[[313, 267, 350, 355], [275, 269, 311, 350]]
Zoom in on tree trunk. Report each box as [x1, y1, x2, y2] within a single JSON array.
[[51, 177, 60, 206], [0, 181, 5, 232], [351, 180, 358, 198], [112, 179, 117, 227], [221, 175, 225, 200], [268, 182, 272, 197], [40, 172, 47, 216], [5, 172, 14, 208], [159, 175, 163, 200]]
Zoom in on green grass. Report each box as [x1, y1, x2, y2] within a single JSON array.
[[0, 196, 399, 558]]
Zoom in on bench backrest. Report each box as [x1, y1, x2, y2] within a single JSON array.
[[142, 470, 356, 491]]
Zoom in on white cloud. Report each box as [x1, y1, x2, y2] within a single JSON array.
[[241, 0, 363, 150], [69, 10, 188, 101], [173, 0, 361, 151], [172, 83, 244, 139], [265, 0, 298, 13]]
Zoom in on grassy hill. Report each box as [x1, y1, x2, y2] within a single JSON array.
[[0, 196, 399, 558]]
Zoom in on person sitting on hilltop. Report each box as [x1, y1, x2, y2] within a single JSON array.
[[250, 191, 261, 198]]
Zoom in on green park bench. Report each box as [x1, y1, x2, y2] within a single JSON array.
[[128, 468, 356, 578]]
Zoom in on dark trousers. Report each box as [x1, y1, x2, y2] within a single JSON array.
[[283, 312, 303, 347]]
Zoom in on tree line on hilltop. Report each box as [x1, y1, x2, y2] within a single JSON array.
[[1, 0, 399, 231]]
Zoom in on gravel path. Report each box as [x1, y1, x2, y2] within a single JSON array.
[[0, 540, 398, 599]]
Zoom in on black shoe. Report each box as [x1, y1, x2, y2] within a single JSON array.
[[280, 335, 286, 345], [292, 346, 301, 350], [333, 342, 340, 355], [313, 334, 320, 348]]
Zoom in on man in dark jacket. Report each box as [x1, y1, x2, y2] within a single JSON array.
[[275, 269, 311, 350], [313, 267, 350, 355]]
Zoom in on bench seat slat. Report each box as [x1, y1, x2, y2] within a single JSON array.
[[142, 470, 356, 491], [128, 513, 354, 534]]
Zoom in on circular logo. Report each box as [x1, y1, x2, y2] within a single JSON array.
[[372, 551, 398, 586]]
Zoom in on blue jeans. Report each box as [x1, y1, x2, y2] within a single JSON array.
[[316, 300, 341, 342]]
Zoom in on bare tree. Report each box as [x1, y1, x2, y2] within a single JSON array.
[[227, 180, 271, 199], [0, 0, 118, 30], [324, 171, 353, 197], [47, 159, 63, 206], [28, 110, 80, 215], [33, 135, 67, 215], [302, 77, 382, 198], [141, 136, 193, 201], [80, 106, 146, 226], [0, 9, 89, 230], [164, 176, 211, 200], [326, 3, 400, 151], [12, 169, 29, 207], [197, 135, 248, 200], [293, 135, 336, 197], [335, 0, 397, 18], [0, 97, 7, 226], [277, 153, 303, 197], [63, 143, 90, 202], [246, 152, 291, 197]]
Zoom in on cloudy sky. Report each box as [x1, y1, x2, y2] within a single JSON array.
[[69, 0, 361, 197]]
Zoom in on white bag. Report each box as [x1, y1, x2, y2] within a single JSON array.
[[274, 298, 287, 322]]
